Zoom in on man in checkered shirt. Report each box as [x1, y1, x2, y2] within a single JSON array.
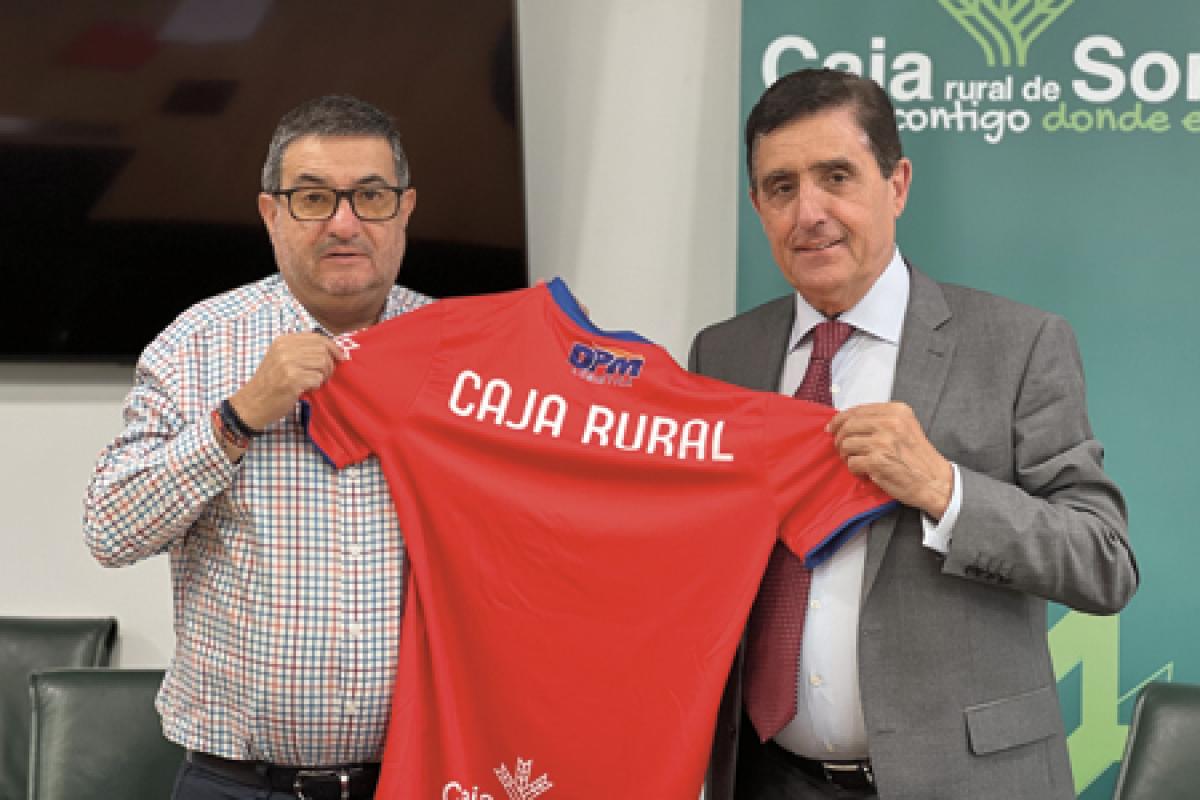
[[85, 95, 431, 800]]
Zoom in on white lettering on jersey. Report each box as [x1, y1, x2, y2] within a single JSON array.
[[448, 370, 734, 462], [449, 370, 483, 416], [580, 404, 614, 446], [646, 416, 679, 458], [442, 781, 494, 800], [448, 369, 566, 438], [578, 403, 733, 463]]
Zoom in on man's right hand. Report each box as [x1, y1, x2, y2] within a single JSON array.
[[228, 333, 347, 431]]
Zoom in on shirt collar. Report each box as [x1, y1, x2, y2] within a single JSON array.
[[380, 288, 412, 323], [788, 248, 910, 351]]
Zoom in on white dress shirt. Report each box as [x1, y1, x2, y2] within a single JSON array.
[[773, 250, 962, 759]]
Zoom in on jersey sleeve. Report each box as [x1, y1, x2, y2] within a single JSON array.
[[303, 302, 442, 468], [763, 395, 897, 567]]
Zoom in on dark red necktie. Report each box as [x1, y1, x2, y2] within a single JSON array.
[[744, 318, 854, 741]]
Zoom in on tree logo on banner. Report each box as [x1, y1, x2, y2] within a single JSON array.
[[1050, 611, 1173, 794], [939, 0, 1074, 67]]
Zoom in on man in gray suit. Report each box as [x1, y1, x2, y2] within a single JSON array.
[[691, 68, 1137, 800]]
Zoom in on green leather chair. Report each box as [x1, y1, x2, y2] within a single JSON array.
[[1111, 681, 1200, 800], [0, 617, 116, 800], [28, 669, 182, 800]]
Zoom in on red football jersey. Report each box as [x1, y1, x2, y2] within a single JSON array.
[[304, 279, 894, 800]]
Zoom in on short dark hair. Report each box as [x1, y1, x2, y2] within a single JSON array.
[[745, 68, 902, 184], [261, 94, 409, 192]]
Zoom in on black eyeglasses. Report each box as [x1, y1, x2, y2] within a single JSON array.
[[271, 185, 407, 222]]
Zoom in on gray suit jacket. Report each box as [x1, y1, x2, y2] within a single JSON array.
[[690, 264, 1137, 800]]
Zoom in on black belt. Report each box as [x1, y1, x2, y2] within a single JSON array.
[[767, 741, 876, 793], [188, 751, 380, 800]]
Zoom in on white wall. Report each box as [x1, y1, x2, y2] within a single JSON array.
[[518, 0, 740, 355], [0, 0, 740, 666], [0, 365, 174, 666]]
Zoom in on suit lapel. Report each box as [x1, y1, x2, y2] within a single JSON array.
[[861, 264, 955, 600], [748, 296, 796, 392]]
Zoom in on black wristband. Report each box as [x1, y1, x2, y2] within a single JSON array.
[[211, 408, 249, 452], [220, 398, 264, 440]]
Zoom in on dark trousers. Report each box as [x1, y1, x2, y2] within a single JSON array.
[[171, 759, 289, 800], [735, 714, 878, 800], [173, 756, 380, 800]]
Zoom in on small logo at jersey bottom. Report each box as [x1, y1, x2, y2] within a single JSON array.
[[495, 757, 553, 800], [441, 757, 552, 800], [331, 333, 360, 360], [442, 782, 494, 800], [568, 341, 645, 387]]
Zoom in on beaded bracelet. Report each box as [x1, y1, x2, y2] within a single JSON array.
[[211, 407, 249, 451]]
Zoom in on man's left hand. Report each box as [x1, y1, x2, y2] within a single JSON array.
[[827, 402, 954, 520]]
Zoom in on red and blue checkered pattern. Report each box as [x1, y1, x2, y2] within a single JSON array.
[[84, 274, 431, 764]]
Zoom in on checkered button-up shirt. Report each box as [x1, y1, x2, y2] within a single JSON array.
[[84, 274, 432, 765]]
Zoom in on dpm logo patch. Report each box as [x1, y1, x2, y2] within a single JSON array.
[[567, 342, 645, 387]]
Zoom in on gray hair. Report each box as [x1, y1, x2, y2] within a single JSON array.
[[261, 94, 410, 192]]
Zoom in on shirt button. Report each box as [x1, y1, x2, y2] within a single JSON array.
[[809, 673, 823, 687], [347, 545, 363, 559], [348, 622, 364, 638], [810, 599, 822, 610], [831, 383, 841, 394], [344, 700, 358, 714]]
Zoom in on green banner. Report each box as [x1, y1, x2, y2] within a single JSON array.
[[740, 2, 1194, 797]]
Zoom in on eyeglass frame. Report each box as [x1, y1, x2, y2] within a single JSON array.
[[269, 184, 410, 222]]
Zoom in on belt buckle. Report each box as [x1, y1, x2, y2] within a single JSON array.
[[821, 760, 875, 789], [293, 768, 351, 800]]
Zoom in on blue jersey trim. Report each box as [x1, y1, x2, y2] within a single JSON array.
[[298, 399, 338, 469], [548, 277, 652, 344], [804, 500, 900, 568]]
